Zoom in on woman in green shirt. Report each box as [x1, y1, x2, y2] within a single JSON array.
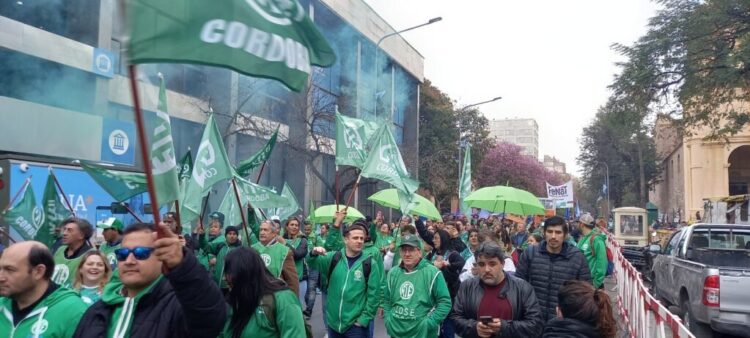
[[72, 250, 112, 306], [222, 247, 306, 338]]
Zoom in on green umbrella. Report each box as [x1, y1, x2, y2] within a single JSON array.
[[464, 185, 545, 216], [306, 204, 365, 224], [367, 189, 442, 220]]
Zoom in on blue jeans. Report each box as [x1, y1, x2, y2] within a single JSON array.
[[439, 317, 455, 338], [322, 291, 328, 327], [328, 324, 369, 338], [304, 269, 319, 312], [298, 280, 308, 306]]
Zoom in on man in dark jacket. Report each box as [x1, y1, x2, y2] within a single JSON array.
[[73, 222, 226, 338], [452, 241, 543, 338], [515, 216, 591, 322]]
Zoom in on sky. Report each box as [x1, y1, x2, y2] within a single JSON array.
[[364, 0, 661, 175]]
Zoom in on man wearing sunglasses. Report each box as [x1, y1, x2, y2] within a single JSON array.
[[73, 222, 226, 338]]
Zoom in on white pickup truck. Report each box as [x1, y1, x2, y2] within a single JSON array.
[[651, 224, 750, 337]]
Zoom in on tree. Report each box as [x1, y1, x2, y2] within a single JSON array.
[[475, 142, 564, 196], [612, 0, 750, 139], [577, 99, 659, 209], [418, 80, 493, 210]]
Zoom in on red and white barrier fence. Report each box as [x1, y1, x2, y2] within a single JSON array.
[[604, 232, 695, 338]]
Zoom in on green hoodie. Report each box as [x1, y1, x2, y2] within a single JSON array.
[[103, 273, 163, 338], [198, 235, 225, 271], [200, 235, 243, 288], [383, 258, 451, 338], [0, 286, 87, 338], [220, 289, 306, 338], [576, 229, 608, 288], [308, 248, 383, 333]]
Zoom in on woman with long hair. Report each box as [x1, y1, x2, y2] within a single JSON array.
[[223, 247, 306, 338], [427, 229, 466, 338], [72, 251, 112, 306], [543, 280, 617, 338], [282, 216, 308, 303], [460, 229, 480, 260]]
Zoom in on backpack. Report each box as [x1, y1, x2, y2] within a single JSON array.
[[589, 232, 614, 276], [261, 292, 313, 338], [327, 251, 372, 286]]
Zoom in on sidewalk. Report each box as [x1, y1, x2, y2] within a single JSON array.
[[603, 275, 674, 338]]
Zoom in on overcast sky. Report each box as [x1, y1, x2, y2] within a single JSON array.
[[364, 0, 661, 175]]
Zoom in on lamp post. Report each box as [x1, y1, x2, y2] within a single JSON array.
[[374, 17, 442, 119], [457, 96, 502, 211], [598, 162, 611, 222]]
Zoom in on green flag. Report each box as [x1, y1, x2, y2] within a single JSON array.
[[3, 182, 44, 241], [459, 143, 473, 219], [335, 112, 379, 168], [38, 173, 71, 247], [127, 0, 336, 92], [269, 182, 300, 220], [151, 75, 181, 206], [218, 186, 244, 227], [182, 115, 234, 215], [178, 149, 193, 183], [80, 161, 148, 202], [360, 125, 419, 213], [234, 176, 291, 209], [236, 127, 279, 177]]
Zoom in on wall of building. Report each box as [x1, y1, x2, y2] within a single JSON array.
[[489, 118, 539, 158]]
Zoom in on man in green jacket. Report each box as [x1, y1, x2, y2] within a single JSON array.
[[199, 225, 244, 292], [97, 217, 123, 269], [0, 241, 87, 338], [576, 213, 608, 289], [384, 234, 451, 338], [309, 214, 383, 338]]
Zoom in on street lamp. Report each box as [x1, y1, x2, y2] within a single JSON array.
[[457, 96, 502, 208], [374, 17, 442, 119]]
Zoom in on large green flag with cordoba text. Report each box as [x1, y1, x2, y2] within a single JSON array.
[[150, 75, 181, 207], [127, 0, 336, 92]]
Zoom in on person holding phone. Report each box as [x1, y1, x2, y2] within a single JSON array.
[[451, 242, 543, 337]]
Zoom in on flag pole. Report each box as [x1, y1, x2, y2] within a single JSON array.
[[335, 166, 340, 211], [173, 201, 183, 234], [49, 167, 76, 217], [128, 65, 165, 235], [255, 160, 268, 184], [2, 176, 32, 214], [343, 172, 361, 211], [120, 202, 143, 223], [230, 178, 251, 244], [198, 191, 211, 228]]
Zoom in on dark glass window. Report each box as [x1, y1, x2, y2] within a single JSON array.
[[0, 0, 100, 46]]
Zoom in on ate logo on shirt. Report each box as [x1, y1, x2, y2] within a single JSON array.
[[399, 282, 414, 300], [261, 253, 272, 266], [31, 319, 49, 335]]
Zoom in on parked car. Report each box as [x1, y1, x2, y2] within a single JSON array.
[[651, 223, 750, 337]]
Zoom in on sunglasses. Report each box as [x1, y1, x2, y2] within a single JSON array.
[[114, 247, 155, 261]]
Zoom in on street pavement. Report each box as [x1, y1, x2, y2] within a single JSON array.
[[308, 292, 389, 338]]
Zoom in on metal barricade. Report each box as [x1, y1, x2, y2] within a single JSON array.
[[605, 232, 695, 338]]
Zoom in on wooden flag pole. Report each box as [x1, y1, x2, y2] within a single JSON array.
[[49, 168, 76, 217], [2, 176, 31, 214], [128, 65, 165, 236], [230, 178, 251, 245], [121, 202, 143, 223], [173, 200, 183, 234], [335, 166, 340, 211], [198, 191, 211, 229], [343, 173, 362, 212], [255, 160, 268, 184]]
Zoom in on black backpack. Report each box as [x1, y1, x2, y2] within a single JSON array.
[[327, 251, 372, 286]]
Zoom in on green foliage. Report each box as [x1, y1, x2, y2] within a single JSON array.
[[418, 80, 492, 209], [612, 0, 750, 139]]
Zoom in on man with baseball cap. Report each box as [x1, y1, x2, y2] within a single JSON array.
[[576, 213, 608, 289], [97, 217, 124, 268], [383, 234, 451, 338]]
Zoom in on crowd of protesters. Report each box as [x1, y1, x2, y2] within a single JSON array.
[[0, 207, 616, 338]]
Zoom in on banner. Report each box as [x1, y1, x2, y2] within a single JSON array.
[[459, 143, 472, 219], [3, 182, 44, 241], [360, 125, 418, 213], [335, 112, 379, 168], [80, 161, 148, 202], [269, 182, 300, 220], [39, 173, 72, 247], [546, 181, 574, 205], [150, 74, 181, 206], [127, 0, 336, 92]]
